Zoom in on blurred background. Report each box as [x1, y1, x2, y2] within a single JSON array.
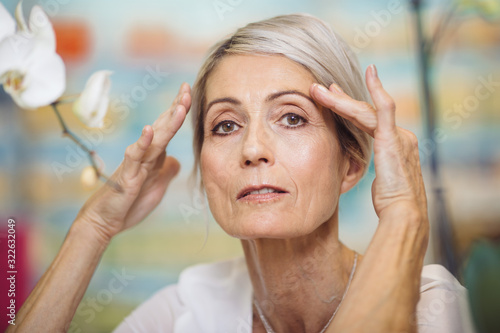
[[0, 0, 499, 331]]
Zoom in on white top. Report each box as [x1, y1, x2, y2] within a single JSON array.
[[113, 257, 477, 333]]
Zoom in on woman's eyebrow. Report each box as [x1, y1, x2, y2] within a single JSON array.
[[266, 90, 315, 105], [206, 97, 241, 114], [205, 90, 314, 114]]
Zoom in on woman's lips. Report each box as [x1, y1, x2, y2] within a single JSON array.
[[237, 185, 288, 203]]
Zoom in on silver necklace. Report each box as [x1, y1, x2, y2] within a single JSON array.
[[253, 253, 358, 333]]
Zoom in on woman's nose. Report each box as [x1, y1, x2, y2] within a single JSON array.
[[240, 124, 275, 167]]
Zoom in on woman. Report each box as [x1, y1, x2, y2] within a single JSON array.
[[9, 14, 474, 333]]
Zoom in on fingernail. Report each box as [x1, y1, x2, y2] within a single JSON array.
[[370, 64, 378, 78], [142, 126, 147, 136], [315, 83, 329, 95], [330, 83, 343, 94]]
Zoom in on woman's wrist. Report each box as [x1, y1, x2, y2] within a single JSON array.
[[71, 215, 114, 251], [379, 200, 428, 227]]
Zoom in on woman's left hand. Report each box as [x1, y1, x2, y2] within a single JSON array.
[[310, 65, 429, 333], [310, 64, 428, 227]]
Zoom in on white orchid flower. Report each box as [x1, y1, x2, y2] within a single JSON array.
[[73, 70, 112, 128], [0, 1, 65, 109], [0, 4, 16, 42]]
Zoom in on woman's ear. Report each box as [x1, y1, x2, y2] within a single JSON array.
[[340, 158, 364, 194]]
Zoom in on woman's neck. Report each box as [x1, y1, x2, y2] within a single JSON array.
[[241, 213, 358, 333]]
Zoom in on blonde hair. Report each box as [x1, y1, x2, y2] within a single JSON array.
[[191, 13, 372, 183]]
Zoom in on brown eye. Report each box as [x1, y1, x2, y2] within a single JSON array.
[[212, 121, 240, 135], [279, 113, 306, 128], [287, 114, 300, 125], [223, 123, 234, 132]]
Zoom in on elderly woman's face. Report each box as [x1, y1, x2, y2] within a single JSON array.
[[201, 54, 349, 239]]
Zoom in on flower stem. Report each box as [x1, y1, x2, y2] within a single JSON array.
[[51, 102, 122, 192]]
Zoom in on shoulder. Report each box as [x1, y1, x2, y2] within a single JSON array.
[[113, 257, 252, 333], [415, 264, 477, 333]]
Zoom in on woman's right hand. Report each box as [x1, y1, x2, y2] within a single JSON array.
[[6, 83, 191, 333], [76, 83, 192, 244]]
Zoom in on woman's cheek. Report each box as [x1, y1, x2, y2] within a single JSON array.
[[276, 132, 321, 168], [201, 146, 234, 211]]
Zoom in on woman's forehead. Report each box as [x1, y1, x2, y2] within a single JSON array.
[[205, 54, 316, 102]]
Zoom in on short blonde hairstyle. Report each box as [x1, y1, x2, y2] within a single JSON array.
[[191, 13, 372, 183]]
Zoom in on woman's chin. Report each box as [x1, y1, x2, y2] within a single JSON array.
[[219, 214, 317, 240]]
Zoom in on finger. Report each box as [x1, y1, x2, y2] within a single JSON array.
[[124, 156, 181, 225], [366, 65, 396, 134], [144, 103, 189, 163], [179, 81, 191, 96], [310, 82, 377, 137], [152, 83, 192, 129], [146, 85, 192, 162], [139, 155, 180, 194], [122, 125, 154, 179], [153, 149, 166, 170], [152, 84, 191, 137]]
